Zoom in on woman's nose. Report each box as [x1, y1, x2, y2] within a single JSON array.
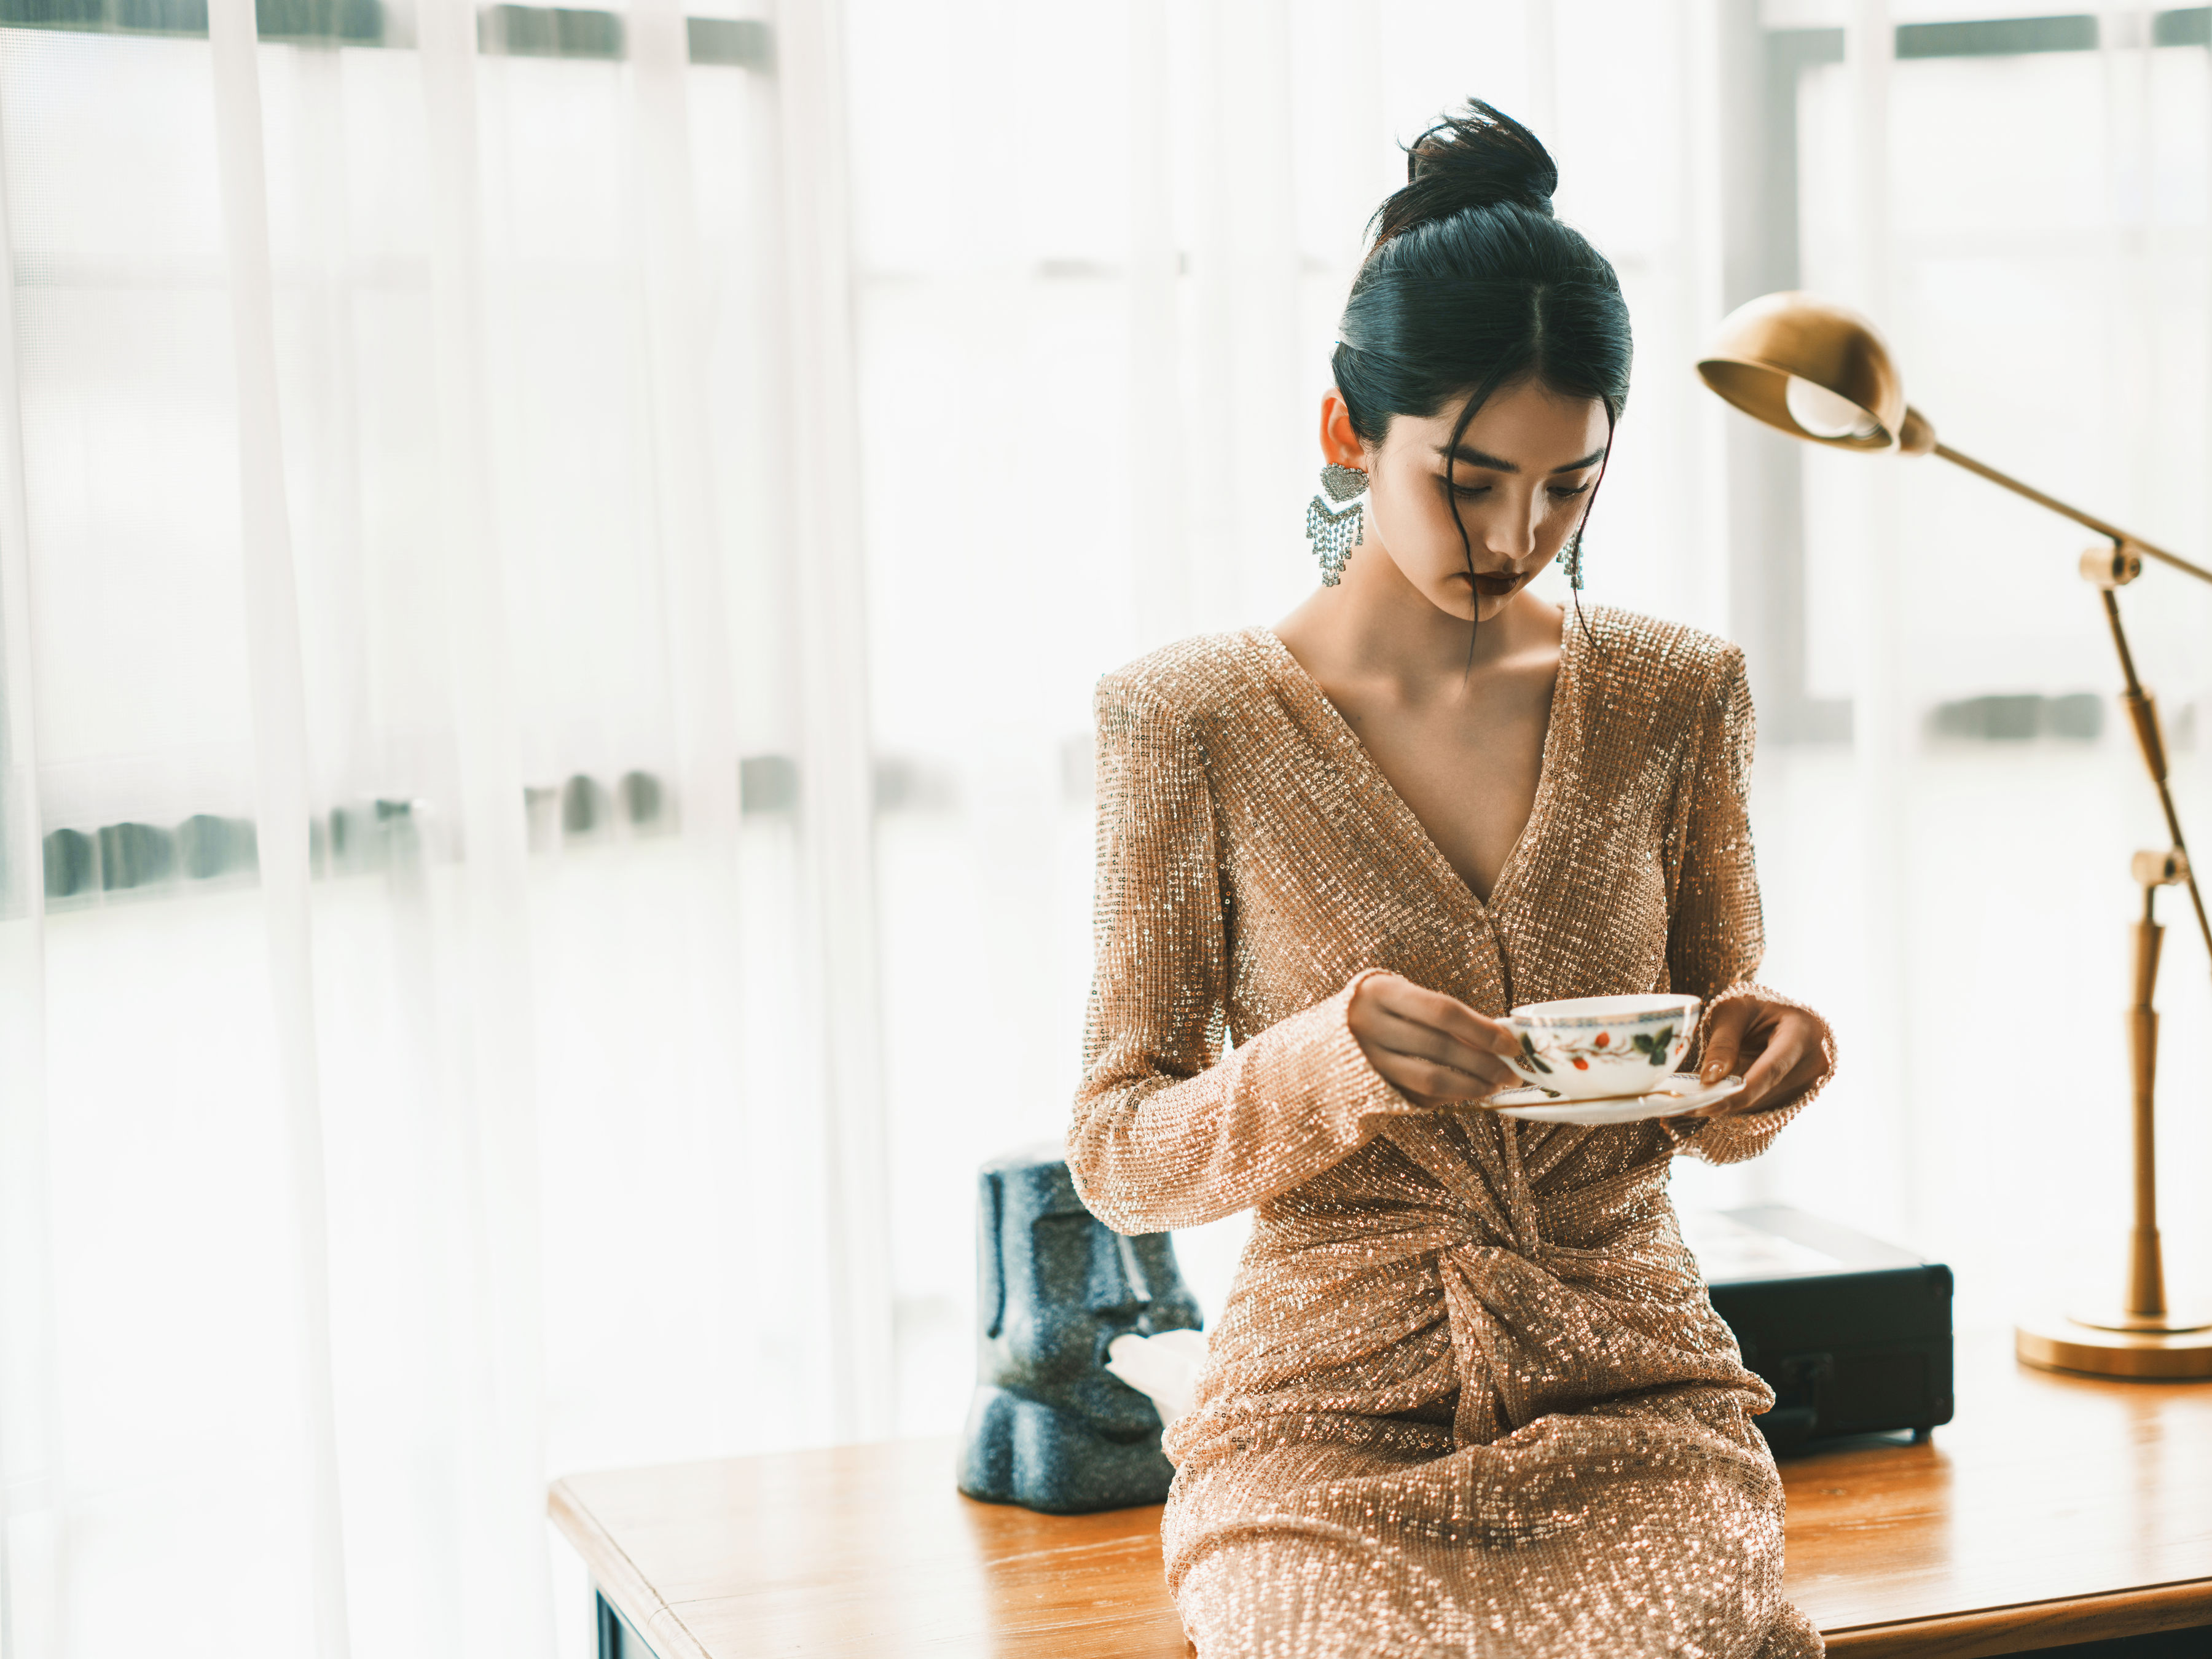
[[1478, 491, 1540, 561]]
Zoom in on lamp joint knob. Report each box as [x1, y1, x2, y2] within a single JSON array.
[[2132, 849, 2189, 889], [2081, 543, 2145, 588]]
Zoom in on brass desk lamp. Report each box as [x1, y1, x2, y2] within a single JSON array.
[[1698, 291, 2212, 1380]]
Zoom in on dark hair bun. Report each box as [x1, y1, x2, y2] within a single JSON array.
[[1370, 100, 1558, 246]]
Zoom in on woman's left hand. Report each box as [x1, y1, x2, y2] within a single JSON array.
[[1671, 996, 1828, 1119]]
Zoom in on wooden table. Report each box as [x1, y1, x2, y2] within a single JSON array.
[[551, 1334, 2212, 1659]]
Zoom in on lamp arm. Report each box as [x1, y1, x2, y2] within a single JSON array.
[[1931, 443, 2212, 587], [1924, 442, 2212, 969], [2098, 589, 2212, 971]]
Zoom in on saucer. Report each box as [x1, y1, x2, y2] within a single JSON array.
[[1484, 1072, 1746, 1126]]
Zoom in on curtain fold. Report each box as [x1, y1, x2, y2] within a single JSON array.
[[206, 3, 355, 1656], [418, 1, 558, 1650], [0, 65, 63, 1659], [774, 0, 895, 1442]]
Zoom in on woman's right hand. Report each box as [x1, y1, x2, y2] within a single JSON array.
[[1347, 971, 1523, 1108]]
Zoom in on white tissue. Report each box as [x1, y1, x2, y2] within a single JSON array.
[[1105, 1328, 1210, 1430]]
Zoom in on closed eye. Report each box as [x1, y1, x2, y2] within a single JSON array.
[[1446, 479, 1593, 501]]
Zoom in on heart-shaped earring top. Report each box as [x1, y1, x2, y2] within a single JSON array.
[[1320, 463, 1368, 504]]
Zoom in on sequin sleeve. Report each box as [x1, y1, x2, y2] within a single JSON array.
[[1067, 675, 1419, 1235], [1663, 646, 1835, 1164]]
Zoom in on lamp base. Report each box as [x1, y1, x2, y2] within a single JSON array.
[[2016, 1308, 2212, 1380], [2066, 1302, 2210, 1335]]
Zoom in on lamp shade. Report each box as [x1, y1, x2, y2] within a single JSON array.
[[1696, 291, 1932, 453]]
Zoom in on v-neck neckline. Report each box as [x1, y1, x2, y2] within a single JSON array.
[[1247, 611, 1583, 921]]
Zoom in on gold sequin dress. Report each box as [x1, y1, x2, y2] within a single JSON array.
[[1069, 609, 1836, 1659]]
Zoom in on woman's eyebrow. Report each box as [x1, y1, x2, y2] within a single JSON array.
[[1434, 445, 1606, 474]]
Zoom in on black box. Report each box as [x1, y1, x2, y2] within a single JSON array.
[[1684, 1205, 1955, 1454]]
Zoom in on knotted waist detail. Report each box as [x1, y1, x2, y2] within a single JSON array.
[[1172, 1116, 1771, 1462]]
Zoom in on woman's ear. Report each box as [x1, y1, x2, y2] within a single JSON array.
[[1319, 389, 1367, 470]]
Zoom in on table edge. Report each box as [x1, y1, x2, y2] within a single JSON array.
[[549, 1477, 715, 1659], [1822, 1575, 2212, 1658], [547, 1437, 2211, 1659]]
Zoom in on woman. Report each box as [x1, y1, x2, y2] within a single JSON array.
[[1067, 103, 1836, 1659]]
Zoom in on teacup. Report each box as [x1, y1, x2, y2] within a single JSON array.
[[1498, 994, 1701, 1100]]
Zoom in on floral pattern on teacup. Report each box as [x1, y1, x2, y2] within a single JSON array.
[[1514, 1024, 1683, 1076]]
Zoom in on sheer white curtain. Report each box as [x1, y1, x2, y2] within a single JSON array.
[[0, 2, 879, 1655], [1, 2, 2209, 1657]]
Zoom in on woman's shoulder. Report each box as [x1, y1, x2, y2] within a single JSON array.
[[1094, 628, 1274, 724], [1580, 605, 1747, 715]]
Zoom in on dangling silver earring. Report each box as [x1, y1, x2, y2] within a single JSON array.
[[1306, 464, 1368, 586], [1556, 525, 1586, 590]]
